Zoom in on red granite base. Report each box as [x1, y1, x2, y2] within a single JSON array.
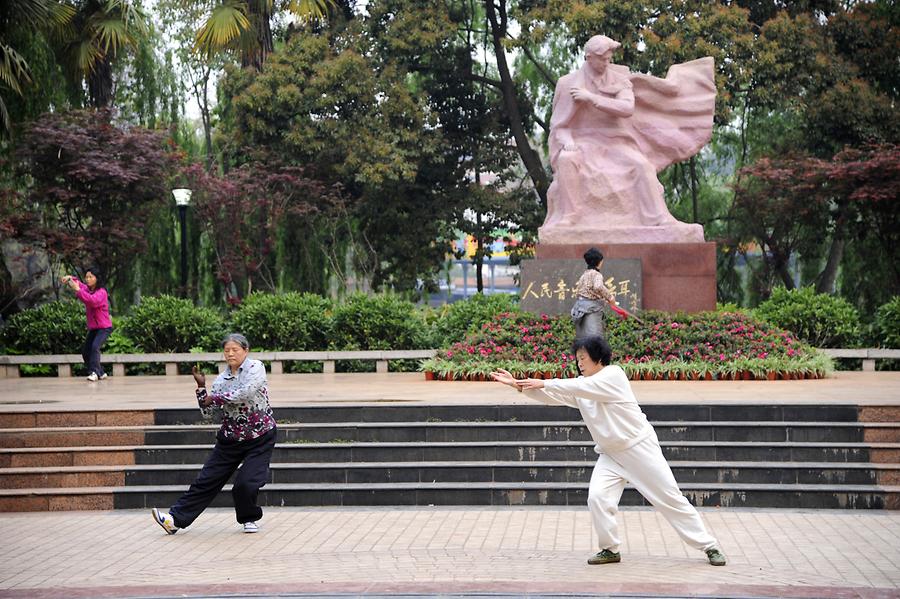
[[536, 242, 717, 312]]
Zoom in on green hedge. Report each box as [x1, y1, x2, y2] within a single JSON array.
[[331, 293, 428, 350], [232, 292, 333, 350], [118, 295, 227, 353], [6, 292, 892, 373], [754, 287, 862, 348], [427, 293, 519, 347], [0, 300, 87, 354], [874, 296, 900, 348]]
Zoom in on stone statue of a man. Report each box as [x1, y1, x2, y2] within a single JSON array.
[[540, 35, 716, 245]]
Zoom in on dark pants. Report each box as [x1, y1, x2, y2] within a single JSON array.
[[82, 328, 112, 376], [170, 427, 277, 528]]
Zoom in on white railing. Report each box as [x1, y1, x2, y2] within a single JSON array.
[[0, 350, 438, 378], [819, 348, 900, 372], [1, 348, 897, 378]]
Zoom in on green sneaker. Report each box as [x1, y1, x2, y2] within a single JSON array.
[[587, 549, 621, 565], [705, 547, 726, 566]]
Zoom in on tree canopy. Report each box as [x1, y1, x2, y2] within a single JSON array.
[[0, 0, 897, 315]]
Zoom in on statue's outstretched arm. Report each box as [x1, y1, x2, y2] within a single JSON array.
[[571, 86, 635, 119], [630, 73, 679, 96]]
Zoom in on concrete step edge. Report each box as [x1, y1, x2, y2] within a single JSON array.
[[5, 460, 900, 475], [5, 440, 900, 454], [4, 482, 900, 496], [5, 420, 900, 434]]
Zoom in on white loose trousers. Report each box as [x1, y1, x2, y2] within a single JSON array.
[[589, 433, 718, 553]]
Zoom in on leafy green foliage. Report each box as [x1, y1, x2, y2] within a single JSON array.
[[330, 293, 427, 350], [754, 287, 861, 348], [0, 300, 86, 354], [231, 292, 333, 350], [119, 295, 226, 353], [428, 293, 519, 347], [0, 0, 75, 135], [874, 297, 900, 348], [219, 24, 459, 291], [103, 325, 140, 354]]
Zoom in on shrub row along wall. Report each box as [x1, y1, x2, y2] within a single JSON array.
[[1, 289, 897, 377], [0, 293, 519, 374]]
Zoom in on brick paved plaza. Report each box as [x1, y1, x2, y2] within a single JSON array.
[[1, 506, 899, 598], [2, 372, 899, 598]]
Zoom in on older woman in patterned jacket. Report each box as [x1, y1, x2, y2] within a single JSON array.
[[152, 333, 277, 535]]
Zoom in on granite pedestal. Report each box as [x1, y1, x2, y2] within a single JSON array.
[[535, 242, 716, 312]]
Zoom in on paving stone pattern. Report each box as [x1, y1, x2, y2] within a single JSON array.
[[0, 507, 899, 597]]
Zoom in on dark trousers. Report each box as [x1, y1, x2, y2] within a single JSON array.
[[82, 328, 112, 376], [170, 427, 277, 528]]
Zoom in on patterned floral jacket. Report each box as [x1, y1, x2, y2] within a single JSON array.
[[196, 358, 276, 442]]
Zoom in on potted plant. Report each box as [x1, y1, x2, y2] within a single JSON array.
[[698, 362, 713, 381], [748, 358, 768, 381], [420, 357, 441, 381], [721, 360, 741, 381]]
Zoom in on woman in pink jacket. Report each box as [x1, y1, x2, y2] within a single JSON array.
[[61, 266, 112, 382]]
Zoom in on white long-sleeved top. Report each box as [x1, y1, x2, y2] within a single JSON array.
[[524, 364, 654, 454]]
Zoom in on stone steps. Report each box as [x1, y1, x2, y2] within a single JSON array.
[[3, 440, 899, 468], [153, 404, 870, 424], [3, 404, 897, 427], [3, 481, 897, 512], [2, 461, 898, 489], [1, 402, 897, 511], [3, 420, 899, 447]]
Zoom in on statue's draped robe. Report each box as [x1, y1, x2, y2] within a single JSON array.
[[540, 57, 715, 244]]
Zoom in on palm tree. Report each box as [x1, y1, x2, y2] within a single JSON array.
[[0, 0, 74, 135], [195, 0, 334, 71], [65, 0, 149, 108]]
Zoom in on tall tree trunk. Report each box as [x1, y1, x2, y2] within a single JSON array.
[[776, 261, 795, 289], [770, 245, 795, 289], [243, 0, 273, 71], [816, 207, 847, 294], [474, 163, 484, 293], [764, 238, 795, 290], [484, 0, 549, 208], [199, 69, 214, 172], [476, 213, 484, 293], [689, 156, 699, 223], [88, 54, 114, 108], [188, 64, 215, 172]]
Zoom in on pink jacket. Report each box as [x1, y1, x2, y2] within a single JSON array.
[[74, 279, 112, 330]]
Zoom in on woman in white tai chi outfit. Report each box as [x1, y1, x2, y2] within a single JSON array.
[[491, 335, 726, 566]]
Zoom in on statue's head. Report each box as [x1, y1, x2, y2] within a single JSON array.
[[583, 35, 620, 74], [584, 35, 621, 57]]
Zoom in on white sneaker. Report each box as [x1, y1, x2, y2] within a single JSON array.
[[99, 372, 108, 380], [243, 521, 259, 533], [152, 508, 179, 535], [86, 372, 98, 382]]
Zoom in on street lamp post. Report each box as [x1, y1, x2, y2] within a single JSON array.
[[172, 188, 192, 296]]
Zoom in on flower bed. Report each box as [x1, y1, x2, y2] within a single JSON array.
[[421, 309, 833, 381]]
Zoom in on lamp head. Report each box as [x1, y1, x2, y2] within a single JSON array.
[[172, 188, 192, 207]]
